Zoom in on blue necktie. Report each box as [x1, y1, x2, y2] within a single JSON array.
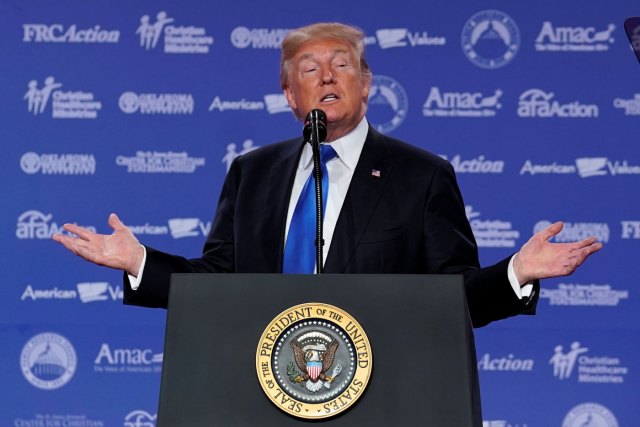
[[283, 144, 337, 273]]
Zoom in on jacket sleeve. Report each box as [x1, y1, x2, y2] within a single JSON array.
[[123, 158, 242, 309], [422, 160, 539, 327]]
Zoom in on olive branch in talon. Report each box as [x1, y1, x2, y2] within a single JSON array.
[[287, 361, 305, 384]]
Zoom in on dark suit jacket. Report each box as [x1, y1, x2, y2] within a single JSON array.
[[124, 127, 538, 327]]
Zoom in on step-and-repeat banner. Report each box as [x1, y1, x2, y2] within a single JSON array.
[[1, 0, 638, 425]]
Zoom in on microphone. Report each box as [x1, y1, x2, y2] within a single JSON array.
[[303, 109, 327, 144]]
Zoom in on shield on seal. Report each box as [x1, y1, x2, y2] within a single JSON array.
[[306, 361, 322, 380]]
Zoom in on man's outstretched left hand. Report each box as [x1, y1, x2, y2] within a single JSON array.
[[513, 221, 603, 285]]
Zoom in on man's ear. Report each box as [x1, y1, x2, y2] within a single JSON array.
[[361, 75, 371, 100], [283, 86, 298, 112]]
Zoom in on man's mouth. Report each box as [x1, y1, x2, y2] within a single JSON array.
[[321, 93, 339, 103]]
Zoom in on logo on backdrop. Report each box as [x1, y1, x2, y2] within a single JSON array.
[[119, 92, 194, 114], [520, 158, 640, 176], [21, 284, 75, 301], [115, 151, 205, 173], [20, 152, 96, 175], [423, 87, 502, 117], [535, 22, 615, 52], [540, 283, 628, 307], [621, 221, 640, 239], [550, 342, 628, 383], [550, 342, 588, 380], [440, 154, 504, 174], [477, 353, 534, 371], [208, 96, 263, 112], [15, 414, 105, 426], [20, 332, 77, 390], [24, 77, 102, 119], [374, 28, 446, 49], [124, 410, 157, 427], [367, 75, 408, 133], [613, 93, 640, 116], [562, 403, 619, 427], [128, 223, 169, 236], [20, 282, 124, 303], [575, 157, 608, 177], [94, 343, 163, 374], [209, 94, 291, 114], [589, 158, 640, 176], [77, 282, 124, 302], [168, 218, 211, 238], [230, 26, 290, 49], [466, 206, 520, 248], [222, 139, 260, 171], [533, 220, 609, 243], [136, 11, 213, 53], [264, 94, 291, 114], [16, 210, 96, 240], [23, 23, 120, 43], [461, 10, 520, 69], [108, 219, 206, 239], [517, 89, 599, 118]]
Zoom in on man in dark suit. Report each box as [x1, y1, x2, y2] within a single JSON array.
[[53, 22, 601, 328]]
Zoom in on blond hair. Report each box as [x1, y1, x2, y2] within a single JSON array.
[[280, 22, 372, 89]]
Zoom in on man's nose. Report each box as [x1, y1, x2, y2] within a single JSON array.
[[321, 68, 335, 84]]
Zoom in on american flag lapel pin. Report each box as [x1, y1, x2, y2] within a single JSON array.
[[371, 169, 381, 178]]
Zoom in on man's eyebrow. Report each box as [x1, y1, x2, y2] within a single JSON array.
[[297, 48, 350, 62]]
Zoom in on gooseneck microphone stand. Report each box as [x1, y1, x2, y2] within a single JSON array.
[[303, 109, 328, 274]]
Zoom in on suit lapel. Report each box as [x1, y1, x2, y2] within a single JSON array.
[[261, 138, 304, 272], [324, 128, 393, 273]]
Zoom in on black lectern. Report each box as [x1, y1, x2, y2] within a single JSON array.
[[158, 274, 481, 426]]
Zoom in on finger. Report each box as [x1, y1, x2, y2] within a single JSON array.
[[62, 223, 93, 241], [539, 221, 564, 241], [570, 242, 603, 261], [108, 213, 126, 231], [68, 238, 105, 263], [564, 261, 577, 275], [565, 242, 602, 271], [578, 242, 603, 259], [54, 234, 87, 259], [591, 242, 604, 253], [52, 232, 75, 248], [570, 237, 597, 251]]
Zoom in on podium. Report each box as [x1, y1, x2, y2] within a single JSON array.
[[157, 274, 481, 426]]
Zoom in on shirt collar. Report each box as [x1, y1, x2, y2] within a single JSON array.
[[299, 116, 369, 171]]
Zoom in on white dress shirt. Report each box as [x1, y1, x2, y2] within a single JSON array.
[[283, 116, 369, 270]]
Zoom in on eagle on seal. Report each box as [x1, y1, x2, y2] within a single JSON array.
[[291, 337, 339, 383]]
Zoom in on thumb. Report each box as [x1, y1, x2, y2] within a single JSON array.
[[540, 221, 563, 241], [108, 213, 126, 231]]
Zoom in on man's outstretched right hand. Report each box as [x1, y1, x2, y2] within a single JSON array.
[[52, 213, 144, 277]]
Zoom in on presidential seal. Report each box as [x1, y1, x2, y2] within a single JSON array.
[[256, 303, 372, 419]]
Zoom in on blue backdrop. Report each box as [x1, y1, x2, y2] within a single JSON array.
[[1, 1, 638, 425]]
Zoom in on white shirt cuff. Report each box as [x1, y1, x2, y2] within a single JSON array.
[[127, 245, 147, 291], [508, 255, 533, 299]]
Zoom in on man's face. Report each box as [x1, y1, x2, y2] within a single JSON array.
[[283, 38, 371, 142]]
